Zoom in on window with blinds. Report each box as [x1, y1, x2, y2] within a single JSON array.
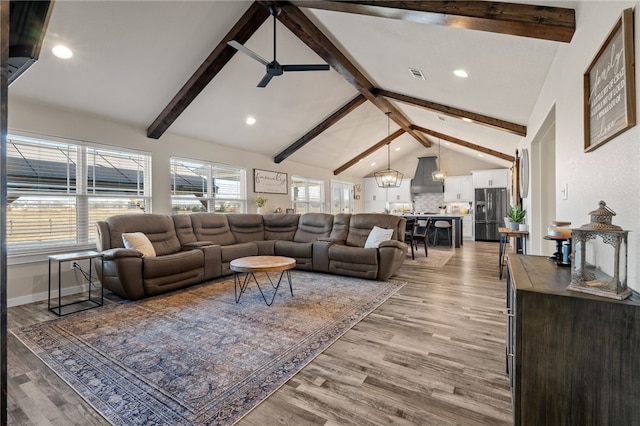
[[291, 176, 325, 214], [7, 135, 151, 252], [170, 157, 246, 214]]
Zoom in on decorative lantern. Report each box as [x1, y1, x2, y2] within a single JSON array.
[[568, 201, 630, 300]]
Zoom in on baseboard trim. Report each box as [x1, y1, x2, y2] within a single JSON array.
[[8, 283, 92, 308]]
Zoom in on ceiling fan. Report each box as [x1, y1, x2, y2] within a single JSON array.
[[227, 5, 330, 88]]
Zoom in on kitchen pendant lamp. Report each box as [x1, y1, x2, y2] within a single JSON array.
[[432, 138, 447, 182], [374, 113, 403, 188]]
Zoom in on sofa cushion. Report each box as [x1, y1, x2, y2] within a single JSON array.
[[330, 213, 351, 241], [346, 214, 401, 248], [172, 214, 197, 245], [227, 214, 264, 243], [294, 213, 333, 243], [328, 244, 378, 265], [364, 226, 394, 248], [263, 214, 299, 241], [122, 232, 156, 257], [190, 213, 236, 246], [275, 240, 313, 258], [105, 214, 182, 256], [220, 242, 259, 262]]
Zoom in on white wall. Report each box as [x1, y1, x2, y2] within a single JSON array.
[[7, 97, 362, 304], [520, 1, 640, 290]]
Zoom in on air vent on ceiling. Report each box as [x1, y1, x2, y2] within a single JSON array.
[[408, 67, 425, 80], [438, 115, 447, 122]]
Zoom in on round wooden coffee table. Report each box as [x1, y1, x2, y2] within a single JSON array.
[[230, 256, 296, 306]]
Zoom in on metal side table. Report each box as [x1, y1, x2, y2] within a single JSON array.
[[48, 250, 104, 316]]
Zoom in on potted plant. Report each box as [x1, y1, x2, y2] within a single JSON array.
[[507, 204, 526, 230], [255, 194, 267, 214]]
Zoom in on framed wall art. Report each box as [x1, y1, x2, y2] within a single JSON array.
[[253, 168, 288, 194], [584, 8, 636, 152]]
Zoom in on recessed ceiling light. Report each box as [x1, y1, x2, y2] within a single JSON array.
[[478, 153, 484, 157], [453, 69, 468, 78], [52, 45, 73, 59], [395, 147, 401, 151], [371, 162, 376, 166], [462, 117, 473, 123], [445, 142, 451, 146], [246, 116, 256, 125]]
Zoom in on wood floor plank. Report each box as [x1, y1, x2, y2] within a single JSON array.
[[7, 241, 513, 425]]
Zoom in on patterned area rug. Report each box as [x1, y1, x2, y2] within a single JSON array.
[[404, 247, 455, 267], [12, 272, 404, 425]]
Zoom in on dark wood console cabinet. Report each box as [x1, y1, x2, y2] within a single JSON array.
[[506, 254, 640, 425]]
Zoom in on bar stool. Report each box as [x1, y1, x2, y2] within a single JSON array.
[[432, 220, 452, 247]]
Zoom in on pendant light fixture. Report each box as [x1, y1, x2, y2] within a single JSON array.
[[432, 138, 447, 182], [374, 112, 403, 188]]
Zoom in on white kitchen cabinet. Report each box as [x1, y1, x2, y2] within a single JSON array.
[[444, 176, 473, 202], [364, 201, 387, 213], [364, 177, 411, 203], [472, 169, 510, 188], [462, 214, 474, 239], [387, 179, 412, 203], [363, 177, 384, 202]]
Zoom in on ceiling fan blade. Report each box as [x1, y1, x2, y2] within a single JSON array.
[[282, 64, 330, 72], [257, 73, 274, 88], [227, 40, 269, 66]]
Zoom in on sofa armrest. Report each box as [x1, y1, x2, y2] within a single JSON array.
[[102, 248, 142, 260], [377, 241, 408, 280], [181, 241, 215, 249], [312, 240, 335, 273], [317, 237, 344, 244], [378, 240, 405, 250]]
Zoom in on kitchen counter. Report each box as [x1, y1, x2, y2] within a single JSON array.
[[401, 214, 463, 248]]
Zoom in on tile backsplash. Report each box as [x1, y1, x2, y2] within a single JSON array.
[[413, 193, 445, 213]]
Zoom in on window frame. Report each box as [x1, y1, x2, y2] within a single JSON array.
[[6, 133, 152, 263], [170, 156, 247, 215], [290, 175, 325, 214]]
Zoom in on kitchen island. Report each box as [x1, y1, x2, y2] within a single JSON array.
[[402, 214, 463, 248]]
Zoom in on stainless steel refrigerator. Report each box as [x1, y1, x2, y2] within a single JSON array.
[[475, 188, 509, 241]]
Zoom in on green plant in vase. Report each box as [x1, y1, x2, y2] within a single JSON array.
[[508, 204, 526, 230], [255, 194, 267, 213]]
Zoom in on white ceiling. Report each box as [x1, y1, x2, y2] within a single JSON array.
[[8, 1, 573, 178]]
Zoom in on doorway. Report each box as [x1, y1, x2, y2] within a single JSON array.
[[530, 106, 556, 256], [330, 180, 354, 214]]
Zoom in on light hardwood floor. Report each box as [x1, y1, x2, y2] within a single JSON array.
[[7, 241, 512, 425]]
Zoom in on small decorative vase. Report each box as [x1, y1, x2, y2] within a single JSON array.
[[509, 222, 519, 231], [519, 223, 528, 232], [257, 207, 263, 214]]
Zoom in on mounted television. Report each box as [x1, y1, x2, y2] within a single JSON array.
[[8, 0, 54, 85]]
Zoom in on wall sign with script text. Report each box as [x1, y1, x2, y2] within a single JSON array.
[[584, 8, 636, 152], [254, 169, 288, 194]]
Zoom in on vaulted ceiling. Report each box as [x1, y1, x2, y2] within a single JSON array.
[[9, 1, 577, 178]]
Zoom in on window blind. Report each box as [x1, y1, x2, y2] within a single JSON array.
[[170, 157, 246, 214], [7, 136, 151, 252]]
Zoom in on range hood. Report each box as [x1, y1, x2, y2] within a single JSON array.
[[410, 156, 444, 194]]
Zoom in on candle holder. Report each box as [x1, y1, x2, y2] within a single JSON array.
[[568, 201, 630, 300]]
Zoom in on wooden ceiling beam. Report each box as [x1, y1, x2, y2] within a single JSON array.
[[264, 1, 432, 149], [274, 94, 366, 163], [378, 88, 527, 137], [146, 2, 270, 139], [333, 129, 406, 175], [411, 124, 514, 162], [294, 1, 575, 43]]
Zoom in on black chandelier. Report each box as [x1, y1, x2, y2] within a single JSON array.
[[374, 112, 403, 188]]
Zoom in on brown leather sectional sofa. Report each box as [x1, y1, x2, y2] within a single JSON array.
[[95, 212, 408, 300]]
